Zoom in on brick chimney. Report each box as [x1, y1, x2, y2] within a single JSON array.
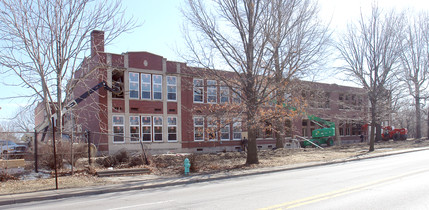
[[91, 30, 104, 57]]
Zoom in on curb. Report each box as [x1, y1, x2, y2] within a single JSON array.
[[1, 146, 428, 206]]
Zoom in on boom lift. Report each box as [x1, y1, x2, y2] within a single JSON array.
[[36, 81, 121, 136], [281, 103, 335, 148], [300, 115, 335, 148]]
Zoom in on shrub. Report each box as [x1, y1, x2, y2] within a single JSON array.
[[114, 150, 129, 163]]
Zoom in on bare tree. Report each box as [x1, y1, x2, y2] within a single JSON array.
[[0, 0, 137, 134], [399, 12, 429, 139], [336, 5, 404, 151], [268, 0, 330, 148], [182, 0, 328, 164]]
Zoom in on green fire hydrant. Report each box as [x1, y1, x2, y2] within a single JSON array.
[[184, 158, 191, 175]]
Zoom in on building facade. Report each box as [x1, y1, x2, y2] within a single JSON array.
[[67, 31, 369, 155]]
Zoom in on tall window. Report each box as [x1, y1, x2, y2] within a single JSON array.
[[193, 79, 203, 103], [142, 116, 152, 142], [168, 117, 177, 141], [130, 116, 140, 142], [129, 72, 139, 99], [220, 85, 229, 103], [153, 116, 163, 141], [167, 76, 177, 101], [141, 74, 151, 99], [207, 117, 217, 141], [221, 120, 230, 141], [153, 75, 162, 100], [233, 118, 242, 140], [194, 117, 204, 141], [113, 116, 124, 143], [207, 80, 217, 103], [232, 89, 241, 104]]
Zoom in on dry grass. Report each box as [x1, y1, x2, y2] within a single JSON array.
[[1, 139, 428, 195]]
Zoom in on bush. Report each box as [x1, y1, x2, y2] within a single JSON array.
[[96, 156, 118, 168], [0, 172, 19, 182], [114, 150, 129, 163], [37, 141, 89, 170]]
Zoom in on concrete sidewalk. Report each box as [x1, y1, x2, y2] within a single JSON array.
[[1, 146, 428, 206]]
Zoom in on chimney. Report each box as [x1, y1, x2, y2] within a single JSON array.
[[91, 30, 104, 57]]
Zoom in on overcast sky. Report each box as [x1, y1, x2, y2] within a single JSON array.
[[1, 0, 429, 120]]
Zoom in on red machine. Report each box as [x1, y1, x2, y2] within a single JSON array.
[[381, 126, 407, 141]]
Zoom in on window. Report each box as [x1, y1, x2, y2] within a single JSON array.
[[141, 73, 151, 99], [194, 117, 204, 141], [193, 79, 203, 103], [232, 89, 241, 104], [167, 76, 177, 101], [130, 116, 140, 142], [142, 116, 152, 142], [153, 116, 163, 141], [113, 116, 124, 143], [129, 72, 139, 99], [233, 118, 242, 140], [207, 80, 217, 103], [221, 120, 230, 141], [153, 75, 162, 100], [207, 117, 217, 141], [220, 85, 229, 103], [168, 117, 177, 142], [264, 122, 273, 138]]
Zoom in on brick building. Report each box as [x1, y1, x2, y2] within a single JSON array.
[[65, 31, 369, 155]]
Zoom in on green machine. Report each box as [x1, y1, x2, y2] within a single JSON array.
[[300, 115, 335, 148], [280, 103, 335, 148]]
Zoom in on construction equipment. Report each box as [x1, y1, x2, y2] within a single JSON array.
[[280, 104, 335, 148], [36, 81, 121, 134], [382, 126, 407, 141], [300, 115, 335, 148]]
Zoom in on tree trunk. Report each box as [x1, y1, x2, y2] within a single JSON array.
[[335, 121, 341, 146], [246, 122, 259, 164], [375, 123, 382, 142], [415, 95, 421, 139], [369, 103, 376, 151]]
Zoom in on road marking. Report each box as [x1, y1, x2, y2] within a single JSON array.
[[107, 200, 175, 210], [260, 168, 429, 209]]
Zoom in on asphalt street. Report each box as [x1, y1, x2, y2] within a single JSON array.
[[3, 149, 429, 209]]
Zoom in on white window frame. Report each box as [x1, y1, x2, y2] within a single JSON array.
[[153, 75, 162, 100], [129, 72, 139, 99], [220, 85, 229, 104], [167, 116, 177, 142], [233, 118, 242, 140], [141, 116, 152, 142], [153, 116, 163, 142], [113, 115, 125, 143], [194, 117, 204, 141], [167, 76, 177, 101], [193, 79, 203, 103], [207, 117, 217, 141], [221, 120, 230, 141], [233, 89, 241, 104], [130, 116, 140, 142], [141, 73, 151, 100], [207, 80, 217, 103]]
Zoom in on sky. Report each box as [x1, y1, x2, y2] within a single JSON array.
[[1, 0, 429, 120]]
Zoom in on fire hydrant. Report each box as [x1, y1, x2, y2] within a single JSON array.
[[184, 158, 191, 175]]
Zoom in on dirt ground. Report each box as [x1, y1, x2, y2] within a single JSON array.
[[1, 139, 429, 195]]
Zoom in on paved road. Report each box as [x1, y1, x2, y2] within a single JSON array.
[[3, 150, 429, 210]]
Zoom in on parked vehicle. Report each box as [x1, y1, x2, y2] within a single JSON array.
[[382, 126, 407, 141], [0, 140, 27, 157]]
